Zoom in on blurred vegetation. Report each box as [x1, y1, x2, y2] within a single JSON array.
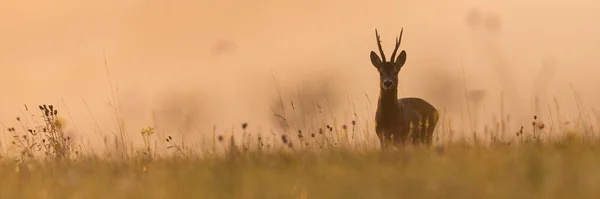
[[0, 100, 598, 199], [1, 137, 600, 199]]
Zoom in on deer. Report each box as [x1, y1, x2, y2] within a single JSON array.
[[369, 28, 439, 148]]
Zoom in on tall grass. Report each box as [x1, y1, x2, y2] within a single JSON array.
[[0, 62, 597, 198], [0, 85, 597, 199]]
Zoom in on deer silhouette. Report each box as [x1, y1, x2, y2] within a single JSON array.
[[369, 28, 439, 147]]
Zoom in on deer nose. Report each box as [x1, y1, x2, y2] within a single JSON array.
[[383, 80, 393, 88]]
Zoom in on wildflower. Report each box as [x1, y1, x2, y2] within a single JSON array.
[[141, 127, 155, 136]]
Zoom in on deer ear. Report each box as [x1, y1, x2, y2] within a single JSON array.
[[395, 50, 407, 68], [370, 51, 382, 69]]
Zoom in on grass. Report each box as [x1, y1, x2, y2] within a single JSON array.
[[0, 66, 597, 198], [0, 92, 598, 199], [1, 139, 600, 199]]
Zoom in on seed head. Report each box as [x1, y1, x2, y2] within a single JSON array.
[[281, 135, 288, 144]]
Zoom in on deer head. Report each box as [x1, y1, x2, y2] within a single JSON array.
[[369, 29, 407, 91]]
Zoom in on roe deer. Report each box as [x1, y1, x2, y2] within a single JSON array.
[[369, 28, 439, 147]]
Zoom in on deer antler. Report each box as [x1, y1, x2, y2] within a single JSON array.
[[375, 29, 386, 62], [390, 28, 403, 63]]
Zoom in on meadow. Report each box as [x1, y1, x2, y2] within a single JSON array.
[[0, 97, 598, 199], [1, 0, 599, 198]]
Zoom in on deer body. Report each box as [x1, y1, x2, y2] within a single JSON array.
[[376, 96, 439, 146], [370, 29, 439, 147]]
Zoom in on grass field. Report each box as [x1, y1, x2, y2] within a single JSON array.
[[2, 139, 600, 199], [0, 102, 599, 199]]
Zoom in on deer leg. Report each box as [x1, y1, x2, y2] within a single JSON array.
[[376, 127, 388, 148], [375, 125, 384, 147], [378, 134, 387, 148], [421, 116, 429, 145], [425, 114, 438, 145], [409, 117, 424, 145]]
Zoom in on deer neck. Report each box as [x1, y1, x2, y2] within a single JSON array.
[[378, 88, 400, 116]]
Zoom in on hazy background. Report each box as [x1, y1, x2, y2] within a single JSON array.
[[0, 0, 598, 151]]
